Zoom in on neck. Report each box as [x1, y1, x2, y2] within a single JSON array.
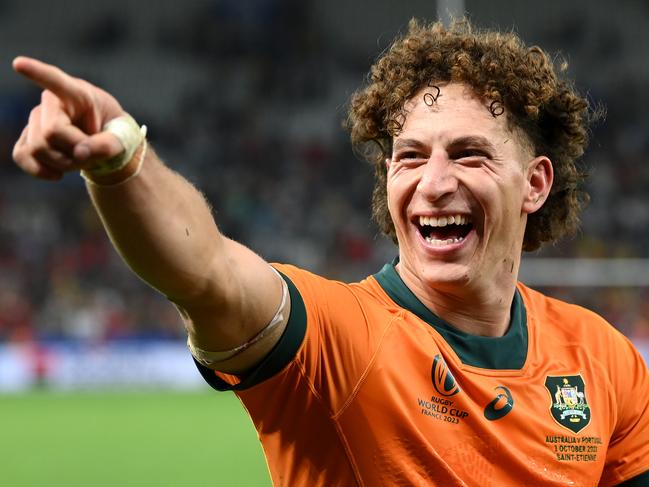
[[395, 262, 519, 337]]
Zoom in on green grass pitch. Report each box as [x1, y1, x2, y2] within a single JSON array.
[[0, 390, 272, 486]]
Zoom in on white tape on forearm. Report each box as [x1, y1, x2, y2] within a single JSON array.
[[84, 114, 147, 176], [188, 269, 289, 367]]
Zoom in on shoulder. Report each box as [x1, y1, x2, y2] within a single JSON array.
[[517, 282, 633, 357], [517, 282, 609, 329], [272, 263, 400, 313]]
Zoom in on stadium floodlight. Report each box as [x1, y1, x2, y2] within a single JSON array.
[[437, 0, 466, 26]]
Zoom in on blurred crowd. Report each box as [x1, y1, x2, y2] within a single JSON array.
[[0, 0, 648, 346]]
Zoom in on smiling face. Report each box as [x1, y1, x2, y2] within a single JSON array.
[[387, 83, 552, 296]]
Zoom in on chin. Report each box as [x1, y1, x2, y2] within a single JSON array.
[[397, 252, 474, 292], [417, 262, 473, 289]]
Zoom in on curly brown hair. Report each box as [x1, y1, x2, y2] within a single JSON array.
[[347, 18, 596, 251]]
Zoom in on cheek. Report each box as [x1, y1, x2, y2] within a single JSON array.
[[460, 169, 519, 205], [480, 176, 528, 227], [386, 170, 417, 215], [386, 185, 406, 232], [456, 171, 494, 204]]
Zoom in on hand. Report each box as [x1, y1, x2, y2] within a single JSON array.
[[12, 56, 128, 180]]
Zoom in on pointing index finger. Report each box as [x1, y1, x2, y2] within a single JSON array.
[[12, 56, 85, 107]]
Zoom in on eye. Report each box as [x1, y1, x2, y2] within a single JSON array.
[[453, 149, 489, 160], [395, 151, 426, 162]]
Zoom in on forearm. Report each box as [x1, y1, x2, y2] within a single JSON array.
[[13, 57, 286, 370], [86, 145, 225, 304]]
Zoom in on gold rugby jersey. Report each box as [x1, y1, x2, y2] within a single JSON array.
[[196, 262, 649, 486]]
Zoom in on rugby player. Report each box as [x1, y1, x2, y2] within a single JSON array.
[[12, 19, 649, 486]]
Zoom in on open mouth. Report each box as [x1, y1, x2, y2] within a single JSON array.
[[416, 214, 473, 246]]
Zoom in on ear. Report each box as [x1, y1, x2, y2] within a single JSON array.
[[522, 156, 553, 215]]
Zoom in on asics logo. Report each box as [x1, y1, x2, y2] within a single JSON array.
[[483, 386, 514, 421]]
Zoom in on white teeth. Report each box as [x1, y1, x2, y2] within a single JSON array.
[[418, 214, 470, 227], [424, 236, 465, 246]]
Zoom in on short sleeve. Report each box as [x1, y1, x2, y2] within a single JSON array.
[[193, 267, 308, 391], [600, 333, 649, 486], [195, 264, 392, 415], [269, 264, 391, 413]]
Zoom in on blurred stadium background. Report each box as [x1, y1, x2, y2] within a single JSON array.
[[0, 0, 647, 485]]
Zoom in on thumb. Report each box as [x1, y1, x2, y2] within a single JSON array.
[[73, 131, 125, 165]]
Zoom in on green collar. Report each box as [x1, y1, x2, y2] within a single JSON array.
[[373, 262, 528, 370]]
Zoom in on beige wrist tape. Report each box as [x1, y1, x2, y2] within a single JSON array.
[[188, 270, 289, 367], [84, 114, 147, 177], [81, 138, 148, 187]]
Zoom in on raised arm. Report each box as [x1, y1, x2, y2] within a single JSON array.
[[11, 57, 287, 373]]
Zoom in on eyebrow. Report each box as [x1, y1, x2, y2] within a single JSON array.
[[448, 136, 497, 153], [392, 138, 428, 152], [392, 135, 498, 153]]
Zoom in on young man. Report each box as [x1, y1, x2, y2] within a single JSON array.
[[12, 19, 649, 486]]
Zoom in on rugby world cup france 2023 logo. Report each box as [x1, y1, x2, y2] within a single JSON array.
[[544, 375, 591, 433], [431, 354, 461, 397]]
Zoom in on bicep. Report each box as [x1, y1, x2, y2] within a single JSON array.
[[175, 238, 287, 373]]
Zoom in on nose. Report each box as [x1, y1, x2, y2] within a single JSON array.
[[415, 151, 458, 202]]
